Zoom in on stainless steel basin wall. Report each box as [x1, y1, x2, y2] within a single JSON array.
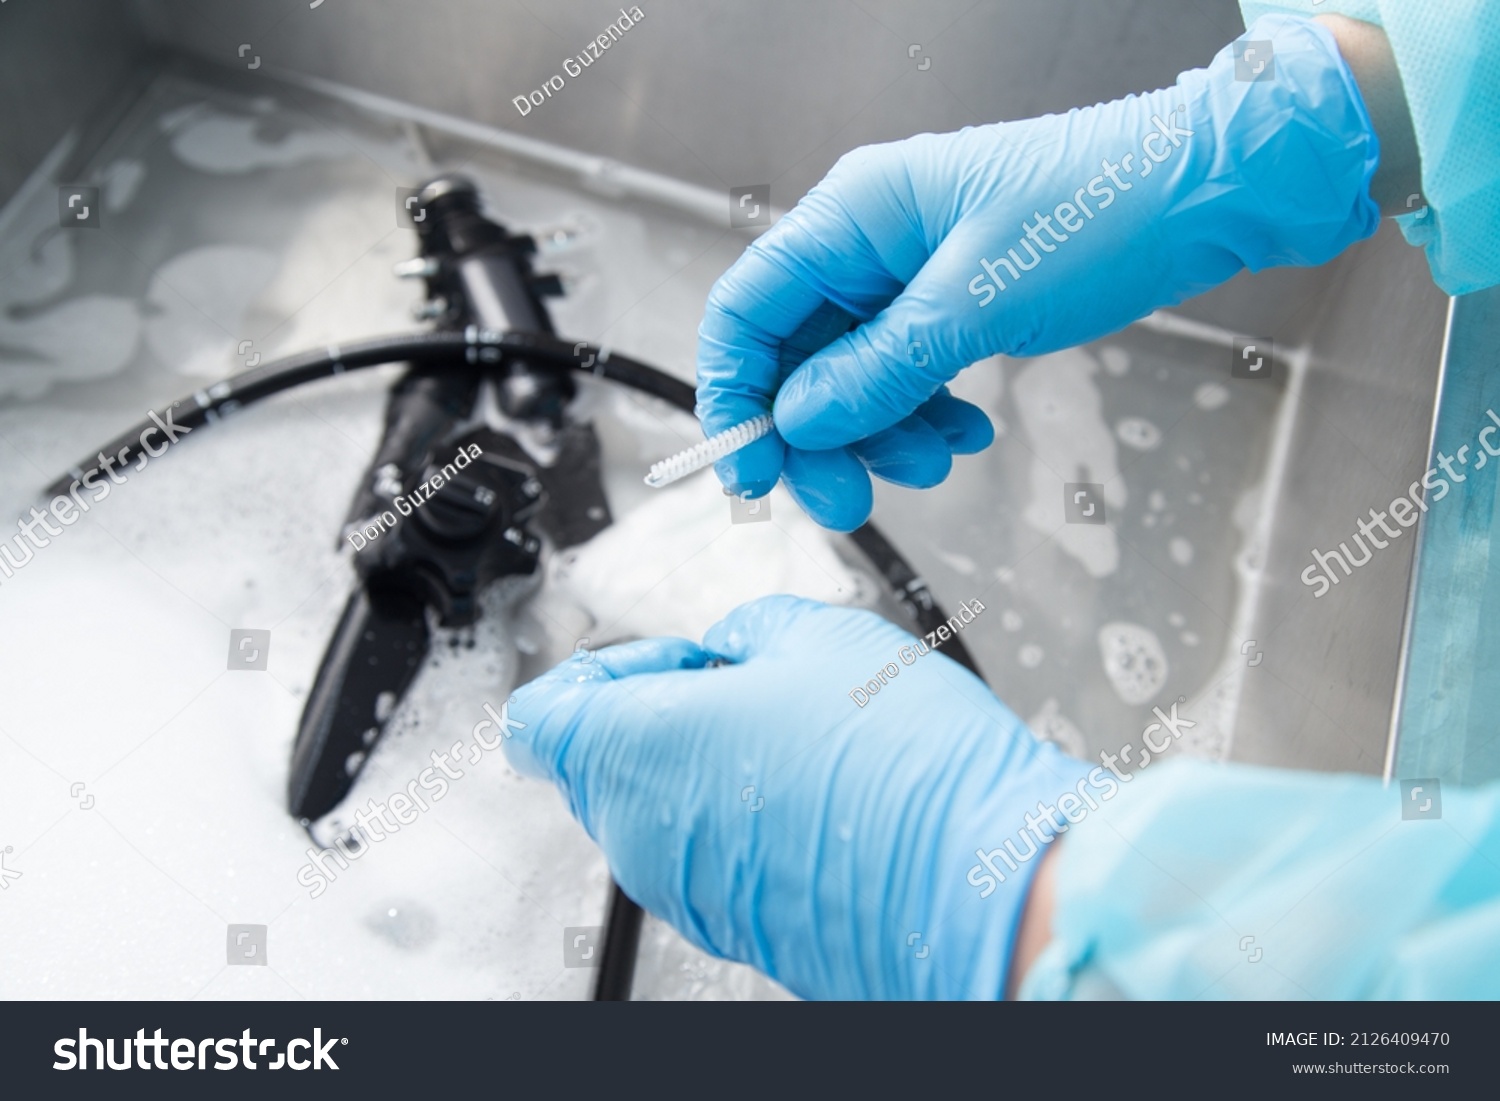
[[1, 1, 1455, 775], [0, 2, 1467, 1006], [120, 0, 1247, 212], [1393, 284, 1500, 787], [1211, 226, 1449, 776]]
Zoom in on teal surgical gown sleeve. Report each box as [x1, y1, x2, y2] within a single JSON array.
[[1239, 0, 1500, 294], [1020, 760, 1500, 999]]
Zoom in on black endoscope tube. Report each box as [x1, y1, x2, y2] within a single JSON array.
[[41, 331, 498, 501], [44, 335, 984, 1002]]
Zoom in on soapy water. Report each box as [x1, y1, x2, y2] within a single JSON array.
[[0, 71, 1294, 1001], [1027, 698, 1089, 758], [0, 78, 811, 1002], [539, 470, 859, 644], [144, 245, 282, 377], [1115, 416, 1162, 451], [1193, 381, 1230, 410], [1097, 345, 1131, 377], [0, 97, 425, 403], [159, 99, 404, 176], [1014, 347, 1122, 579], [1097, 621, 1170, 706], [943, 331, 1281, 779], [934, 548, 978, 576], [0, 152, 140, 400]]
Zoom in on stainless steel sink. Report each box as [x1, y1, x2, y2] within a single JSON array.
[[0, 55, 1457, 1003]]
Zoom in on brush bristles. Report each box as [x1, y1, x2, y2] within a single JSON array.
[[644, 413, 775, 488]]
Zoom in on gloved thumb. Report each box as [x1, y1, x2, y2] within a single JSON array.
[[772, 255, 980, 451]]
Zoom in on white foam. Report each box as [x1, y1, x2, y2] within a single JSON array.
[[1193, 382, 1230, 411], [1027, 698, 1087, 757], [0, 174, 139, 399], [143, 245, 281, 377], [935, 549, 977, 576], [1014, 348, 1120, 578], [1115, 416, 1162, 451], [102, 158, 147, 211], [166, 106, 365, 174], [1097, 345, 1131, 377], [550, 475, 858, 642], [1097, 621, 1169, 706]]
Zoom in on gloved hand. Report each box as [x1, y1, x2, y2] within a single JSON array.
[[698, 15, 1380, 530], [505, 596, 1091, 1000]]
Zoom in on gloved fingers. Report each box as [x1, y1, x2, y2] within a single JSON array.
[[772, 317, 953, 451], [849, 414, 952, 489], [698, 180, 913, 500], [752, 187, 909, 317], [697, 249, 828, 409], [698, 201, 901, 413], [913, 387, 995, 455], [779, 445, 873, 532], [523, 637, 709, 687], [708, 427, 784, 501], [504, 637, 709, 784], [780, 298, 865, 362], [704, 300, 860, 499], [591, 637, 715, 679], [696, 250, 831, 498], [773, 238, 991, 451], [701, 593, 834, 663]]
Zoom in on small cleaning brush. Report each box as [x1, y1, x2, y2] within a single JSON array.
[[644, 413, 775, 489]]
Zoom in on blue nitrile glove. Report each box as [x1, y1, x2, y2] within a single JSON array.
[[505, 596, 1091, 1000], [697, 14, 1380, 530]]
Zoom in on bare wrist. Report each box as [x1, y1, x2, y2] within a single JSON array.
[[1315, 14, 1421, 215], [1005, 838, 1061, 998]]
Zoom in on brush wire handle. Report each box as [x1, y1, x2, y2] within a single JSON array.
[[644, 413, 774, 489]]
